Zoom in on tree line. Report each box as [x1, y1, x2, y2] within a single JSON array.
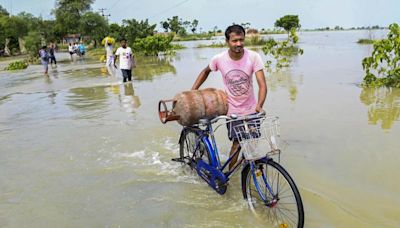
[[0, 0, 215, 57]]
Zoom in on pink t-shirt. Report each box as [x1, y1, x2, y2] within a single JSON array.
[[209, 48, 264, 116]]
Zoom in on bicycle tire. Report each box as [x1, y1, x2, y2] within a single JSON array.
[[241, 159, 304, 228], [179, 128, 211, 167]]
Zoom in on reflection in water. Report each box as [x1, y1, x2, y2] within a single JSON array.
[[66, 86, 108, 113], [111, 82, 141, 113], [48, 92, 57, 105], [267, 69, 303, 102], [133, 56, 176, 80], [360, 87, 400, 130]]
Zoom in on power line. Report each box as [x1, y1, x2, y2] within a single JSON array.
[[109, 0, 122, 10], [149, 0, 190, 19]]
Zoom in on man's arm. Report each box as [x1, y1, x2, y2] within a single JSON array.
[[191, 65, 212, 90], [255, 69, 267, 112], [113, 54, 118, 68]]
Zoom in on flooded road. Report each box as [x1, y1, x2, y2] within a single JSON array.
[[1, 30, 399, 227]]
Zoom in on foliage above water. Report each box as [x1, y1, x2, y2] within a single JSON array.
[[4, 60, 28, 71], [362, 23, 400, 88], [262, 28, 303, 69], [24, 31, 42, 57], [274, 15, 301, 32], [132, 34, 175, 56], [357, 39, 375, 44]]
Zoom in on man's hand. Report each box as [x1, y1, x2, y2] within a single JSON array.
[[255, 105, 263, 113]]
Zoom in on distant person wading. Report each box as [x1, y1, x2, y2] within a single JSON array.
[[114, 39, 136, 82]]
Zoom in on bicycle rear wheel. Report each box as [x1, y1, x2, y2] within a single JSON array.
[[179, 128, 211, 167], [242, 159, 304, 228]]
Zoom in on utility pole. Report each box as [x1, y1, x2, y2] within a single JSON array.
[[99, 8, 111, 21]]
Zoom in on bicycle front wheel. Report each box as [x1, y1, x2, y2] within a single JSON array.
[[242, 159, 304, 228]]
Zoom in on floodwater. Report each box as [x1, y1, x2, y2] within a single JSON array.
[[0, 30, 399, 227]]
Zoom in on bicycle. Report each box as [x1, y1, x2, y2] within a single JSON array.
[[172, 112, 304, 227]]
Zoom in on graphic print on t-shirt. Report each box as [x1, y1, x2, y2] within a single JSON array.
[[224, 69, 251, 96]]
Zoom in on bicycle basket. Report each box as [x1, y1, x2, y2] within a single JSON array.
[[232, 116, 280, 160]]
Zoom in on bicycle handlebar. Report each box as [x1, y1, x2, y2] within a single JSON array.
[[206, 110, 267, 125]]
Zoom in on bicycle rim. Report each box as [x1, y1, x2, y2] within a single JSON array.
[[180, 129, 210, 165], [245, 160, 304, 227]]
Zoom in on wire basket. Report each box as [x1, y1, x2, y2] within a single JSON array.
[[232, 116, 280, 160]]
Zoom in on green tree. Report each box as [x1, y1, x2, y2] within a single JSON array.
[[0, 4, 9, 16], [161, 21, 169, 32], [121, 19, 156, 42], [39, 20, 58, 42], [132, 34, 174, 56], [0, 15, 29, 53], [24, 31, 42, 57], [16, 12, 41, 32], [109, 23, 123, 41], [80, 12, 108, 46], [53, 0, 94, 36], [274, 15, 300, 32], [167, 16, 181, 34], [262, 28, 303, 69], [362, 23, 400, 87], [190, 19, 198, 33]]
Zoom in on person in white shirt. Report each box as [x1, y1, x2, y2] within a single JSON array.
[[104, 38, 114, 75], [114, 39, 136, 82], [68, 43, 74, 60]]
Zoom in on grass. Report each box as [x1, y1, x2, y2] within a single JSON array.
[[173, 33, 213, 41], [357, 39, 376, 44]]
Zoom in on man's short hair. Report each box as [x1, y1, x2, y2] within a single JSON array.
[[120, 38, 127, 42], [225, 25, 246, 40]]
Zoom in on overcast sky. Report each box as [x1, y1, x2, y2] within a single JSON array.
[[1, 0, 399, 30]]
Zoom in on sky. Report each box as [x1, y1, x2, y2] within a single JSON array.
[[1, 0, 399, 31]]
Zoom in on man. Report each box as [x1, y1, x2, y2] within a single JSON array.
[[114, 39, 136, 82], [68, 43, 74, 60], [104, 37, 114, 75], [78, 41, 86, 57], [39, 45, 49, 75], [191, 25, 267, 171], [48, 43, 57, 67]]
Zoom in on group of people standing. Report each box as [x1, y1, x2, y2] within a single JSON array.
[[104, 38, 136, 83], [68, 42, 86, 59]]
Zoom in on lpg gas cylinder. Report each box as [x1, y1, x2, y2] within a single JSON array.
[[159, 88, 228, 126]]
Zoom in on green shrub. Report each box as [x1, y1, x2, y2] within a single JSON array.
[[262, 28, 303, 69], [357, 39, 375, 44], [362, 23, 400, 88], [4, 60, 28, 70], [244, 34, 267, 46], [132, 34, 175, 56], [196, 42, 225, 48], [24, 31, 42, 57]]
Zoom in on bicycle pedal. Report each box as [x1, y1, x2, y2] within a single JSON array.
[[171, 157, 184, 163]]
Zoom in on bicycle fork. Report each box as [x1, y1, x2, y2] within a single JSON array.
[[250, 161, 279, 207]]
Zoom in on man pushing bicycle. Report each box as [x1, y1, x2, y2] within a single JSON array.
[[191, 24, 267, 171]]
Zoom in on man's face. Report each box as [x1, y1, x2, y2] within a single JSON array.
[[121, 40, 127, 48], [227, 32, 245, 53]]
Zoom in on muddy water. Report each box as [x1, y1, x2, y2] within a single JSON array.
[[0, 30, 399, 227]]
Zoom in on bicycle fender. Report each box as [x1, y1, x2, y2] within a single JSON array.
[[240, 157, 271, 185]]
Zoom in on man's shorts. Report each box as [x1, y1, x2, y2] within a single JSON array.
[[226, 113, 261, 141], [121, 69, 132, 81]]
